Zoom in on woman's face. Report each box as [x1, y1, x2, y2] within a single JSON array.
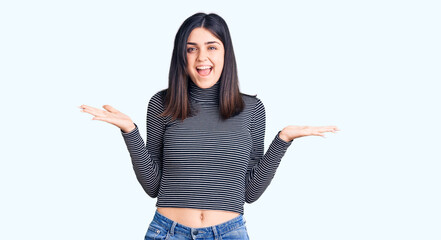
[[186, 27, 225, 89]]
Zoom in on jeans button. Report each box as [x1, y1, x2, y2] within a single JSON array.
[[193, 230, 198, 235]]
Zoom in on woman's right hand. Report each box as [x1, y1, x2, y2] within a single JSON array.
[[79, 104, 136, 133]]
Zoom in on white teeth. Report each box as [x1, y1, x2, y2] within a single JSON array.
[[196, 66, 212, 70]]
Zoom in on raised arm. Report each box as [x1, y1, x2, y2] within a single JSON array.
[[245, 98, 293, 203], [120, 92, 166, 198]]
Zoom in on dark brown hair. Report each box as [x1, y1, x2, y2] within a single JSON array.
[[160, 12, 250, 122]]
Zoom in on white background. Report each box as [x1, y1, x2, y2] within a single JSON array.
[[1, 0, 440, 239]]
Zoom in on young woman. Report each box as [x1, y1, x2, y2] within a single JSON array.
[[80, 12, 339, 240]]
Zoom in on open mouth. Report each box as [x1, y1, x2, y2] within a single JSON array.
[[196, 66, 212, 77]]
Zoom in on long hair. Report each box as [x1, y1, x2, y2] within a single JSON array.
[[160, 12, 248, 122]]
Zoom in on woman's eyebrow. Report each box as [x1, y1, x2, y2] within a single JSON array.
[[187, 41, 221, 45]]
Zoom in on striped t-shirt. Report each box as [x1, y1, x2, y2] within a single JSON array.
[[120, 80, 293, 215]]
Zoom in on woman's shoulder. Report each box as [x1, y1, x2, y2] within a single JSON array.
[[155, 88, 168, 97], [150, 88, 168, 101], [240, 92, 263, 106], [146, 88, 168, 110]]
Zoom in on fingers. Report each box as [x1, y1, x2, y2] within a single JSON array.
[[80, 105, 115, 125], [330, 125, 340, 131], [287, 125, 340, 139], [319, 126, 340, 133], [313, 126, 340, 137], [79, 104, 103, 116], [91, 116, 110, 123], [79, 104, 132, 131], [79, 104, 117, 118], [103, 105, 119, 113]]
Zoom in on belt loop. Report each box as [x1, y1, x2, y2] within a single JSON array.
[[170, 221, 177, 236], [212, 226, 219, 240]]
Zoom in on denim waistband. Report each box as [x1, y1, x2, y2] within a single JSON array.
[[152, 209, 246, 239]]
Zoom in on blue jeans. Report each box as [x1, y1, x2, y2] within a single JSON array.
[[145, 210, 250, 240]]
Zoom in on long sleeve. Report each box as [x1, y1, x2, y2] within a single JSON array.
[[120, 92, 166, 198], [245, 98, 293, 203]]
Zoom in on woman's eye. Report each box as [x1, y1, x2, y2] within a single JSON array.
[[187, 48, 196, 53], [209, 46, 217, 50]]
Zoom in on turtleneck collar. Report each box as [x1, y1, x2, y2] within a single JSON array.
[[188, 80, 220, 104]]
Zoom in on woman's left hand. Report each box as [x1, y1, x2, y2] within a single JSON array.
[[278, 125, 340, 142]]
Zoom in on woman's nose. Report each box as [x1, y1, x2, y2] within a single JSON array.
[[197, 49, 208, 61]]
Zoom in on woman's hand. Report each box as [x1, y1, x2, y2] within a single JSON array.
[[278, 125, 340, 142], [79, 104, 136, 133]]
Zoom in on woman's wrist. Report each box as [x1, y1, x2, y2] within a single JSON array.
[[121, 123, 136, 133], [278, 130, 291, 142]]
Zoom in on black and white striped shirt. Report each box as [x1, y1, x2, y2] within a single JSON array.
[[121, 80, 293, 215]]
